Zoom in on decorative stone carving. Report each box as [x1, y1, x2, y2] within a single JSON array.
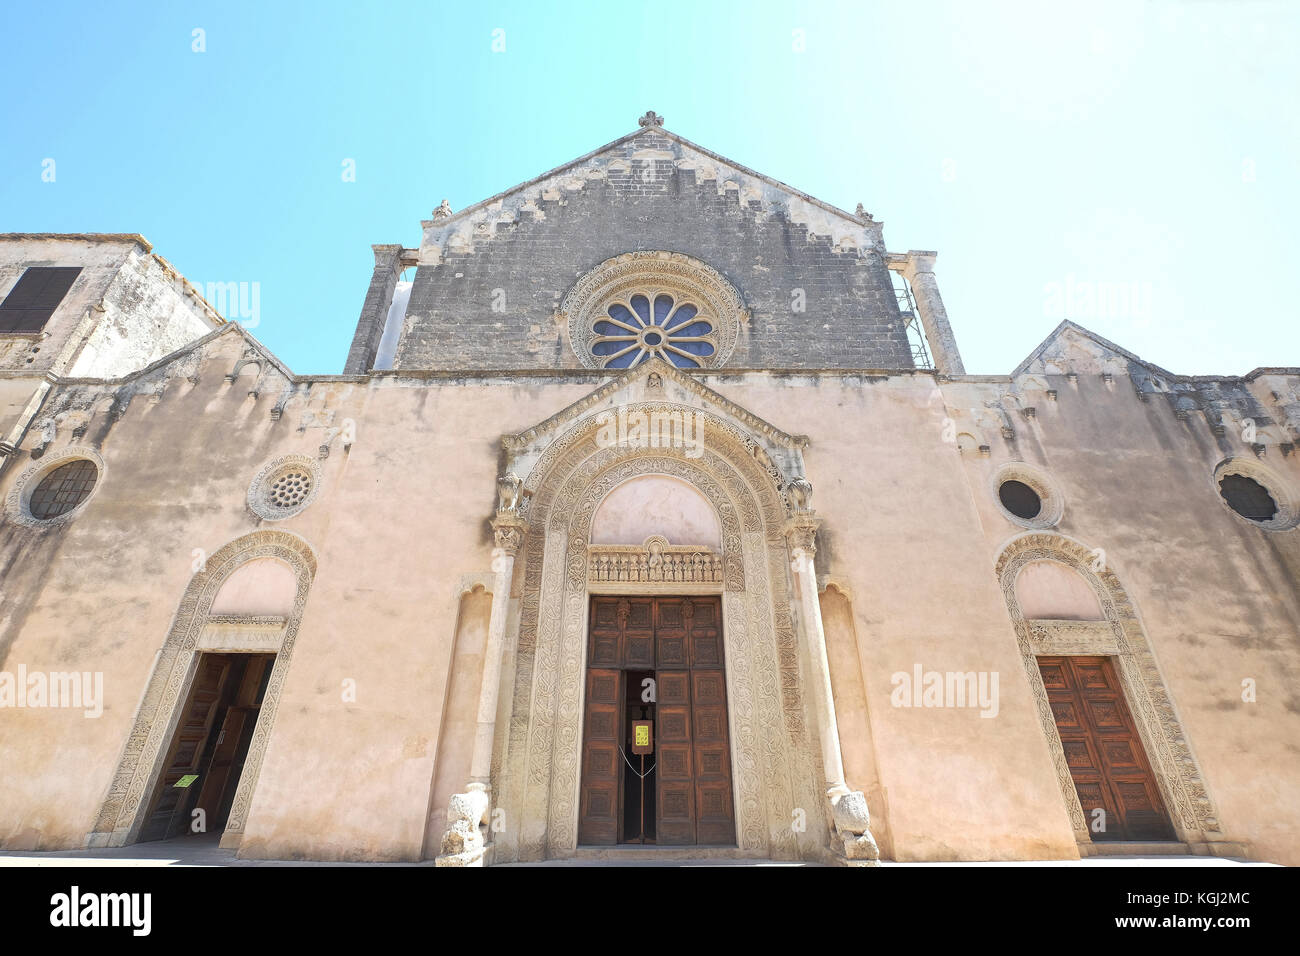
[[433, 199, 453, 220], [247, 454, 321, 521], [588, 536, 724, 585], [786, 477, 813, 513], [1212, 456, 1298, 531], [784, 514, 819, 559], [561, 253, 747, 370], [638, 110, 664, 127], [831, 790, 881, 865], [990, 461, 1064, 530], [1027, 619, 1119, 656], [496, 472, 523, 515], [494, 409, 822, 864], [197, 616, 288, 652], [435, 785, 491, 867], [492, 515, 526, 557]]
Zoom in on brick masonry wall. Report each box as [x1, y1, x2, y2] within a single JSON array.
[[394, 131, 914, 371]]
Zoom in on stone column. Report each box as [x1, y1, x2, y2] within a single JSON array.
[[783, 478, 880, 866], [436, 475, 526, 868], [343, 244, 404, 375], [890, 250, 966, 377], [470, 513, 525, 784]]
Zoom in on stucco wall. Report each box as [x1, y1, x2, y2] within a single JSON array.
[[0, 324, 1296, 864]]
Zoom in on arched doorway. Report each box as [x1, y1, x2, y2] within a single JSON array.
[[87, 530, 316, 850], [995, 532, 1225, 854], [579, 475, 734, 846], [490, 402, 827, 863]]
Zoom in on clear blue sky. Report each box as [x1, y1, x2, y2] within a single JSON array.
[[3, 0, 1296, 375]]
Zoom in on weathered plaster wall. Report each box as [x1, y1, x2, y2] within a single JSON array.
[[66, 249, 217, 378], [0, 322, 1296, 864]]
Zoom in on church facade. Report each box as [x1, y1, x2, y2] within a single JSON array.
[[1, 113, 1297, 866]]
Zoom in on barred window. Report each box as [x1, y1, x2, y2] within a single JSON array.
[[29, 459, 98, 519]]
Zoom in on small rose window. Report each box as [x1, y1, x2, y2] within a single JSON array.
[[269, 470, 312, 510], [590, 293, 717, 369]]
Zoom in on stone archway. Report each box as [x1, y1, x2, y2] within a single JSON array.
[[995, 532, 1226, 853], [490, 405, 832, 863], [87, 530, 316, 849]]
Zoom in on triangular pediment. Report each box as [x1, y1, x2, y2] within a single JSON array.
[[1012, 320, 1177, 380], [419, 117, 883, 263], [502, 357, 807, 487]]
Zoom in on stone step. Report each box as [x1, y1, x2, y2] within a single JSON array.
[[1085, 842, 1192, 857]]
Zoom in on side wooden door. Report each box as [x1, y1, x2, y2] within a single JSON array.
[[140, 655, 233, 842], [1038, 656, 1176, 842]]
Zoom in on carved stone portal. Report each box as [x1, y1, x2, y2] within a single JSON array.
[[486, 403, 865, 865]]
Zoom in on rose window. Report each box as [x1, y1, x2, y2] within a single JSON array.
[[269, 471, 312, 509], [590, 293, 717, 369]]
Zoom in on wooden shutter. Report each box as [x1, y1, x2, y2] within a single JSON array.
[[0, 267, 81, 333]]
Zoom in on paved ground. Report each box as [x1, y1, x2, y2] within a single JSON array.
[[0, 835, 1276, 867]]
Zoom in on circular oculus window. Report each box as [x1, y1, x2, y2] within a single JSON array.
[[5, 447, 105, 526], [992, 463, 1064, 529], [1212, 459, 1297, 531], [248, 455, 321, 521]]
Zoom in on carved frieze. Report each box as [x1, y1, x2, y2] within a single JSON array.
[[588, 535, 724, 585]]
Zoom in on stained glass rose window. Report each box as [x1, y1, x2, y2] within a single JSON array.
[[590, 293, 717, 369]]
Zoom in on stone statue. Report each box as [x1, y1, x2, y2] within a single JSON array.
[[496, 472, 522, 514], [787, 476, 814, 513]]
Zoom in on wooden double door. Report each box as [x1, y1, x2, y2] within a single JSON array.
[[579, 595, 736, 846], [1038, 656, 1176, 842]]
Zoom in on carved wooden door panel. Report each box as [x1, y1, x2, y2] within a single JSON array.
[[691, 668, 735, 845], [655, 596, 734, 846], [1038, 656, 1176, 842], [578, 668, 622, 845], [655, 667, 695, 844]]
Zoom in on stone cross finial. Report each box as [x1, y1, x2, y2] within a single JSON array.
[[433, 199, 453, 220], [638, 111, 664, 128]]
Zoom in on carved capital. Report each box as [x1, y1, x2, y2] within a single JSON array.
[[491, 514, 528, 557], [783, 514, 821, 566]]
